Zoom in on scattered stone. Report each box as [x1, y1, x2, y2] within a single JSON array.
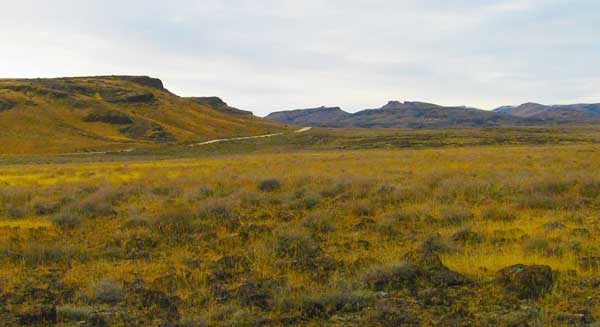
[[496, 264, 554, 299]]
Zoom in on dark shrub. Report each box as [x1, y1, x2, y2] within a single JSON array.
[[197, 186, 215, 199], [352, 200, 375, 217], [303, 214, 336, 235], [368, 301, 421, 327], [52, 211, 82, 229], [438, 206, 473, 226], [299, 292, 374, 319], [236, 278, 278, 310], [152, 208, 196, 237], [451, 226, 483, 244], [92, 279, 124, 304], [482, 206, 517, 222], [365, 264, 422, 292], [33, 202, 60, 215], [273, 230, 336, 275], [208, 255, 252, 283], [197, 200, 240, 231], [7, 206, 26, 219], [257, 179, 281, 192]]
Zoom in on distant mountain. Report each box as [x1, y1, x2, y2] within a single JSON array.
[[267, 101, 536, 128], [266, 106, 351, 126], [0, 76, 285, 154], [493, 103, 600, 122]]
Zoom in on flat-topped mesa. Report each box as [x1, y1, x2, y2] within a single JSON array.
[[108, 76, 166, 90], [265, 106, 351, 126], [381, 101, 442, 110], [188, 96, 253, 115]]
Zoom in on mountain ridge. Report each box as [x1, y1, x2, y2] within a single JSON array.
[[267, 101, 538, 128]]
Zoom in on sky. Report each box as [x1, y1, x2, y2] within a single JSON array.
[[1, 0, 599, 116]]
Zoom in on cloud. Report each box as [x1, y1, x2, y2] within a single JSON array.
[[0, 0, 598, 115]]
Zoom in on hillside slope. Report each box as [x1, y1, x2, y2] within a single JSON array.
[[267, 101, 537, 128], [494, 103, 600, 122], [0, 76, 285, 154]]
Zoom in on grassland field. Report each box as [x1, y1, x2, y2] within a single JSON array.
[[1, 126, 600, 326]]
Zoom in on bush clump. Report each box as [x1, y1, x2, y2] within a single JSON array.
[[52, 211, 82, 229], [92, 279, 124, 304], [273, 230, 335, 274], [482, 206, 517, 222], [258, 179, 282, 192], [152, 208, 196, 237]]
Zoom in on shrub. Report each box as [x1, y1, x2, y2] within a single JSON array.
[[57, 305, 95, 322], [368, 301, 421, 327], [33, 202, 60, 215], [236, 278, 278, 310], [209, 255, 252, 283], [300, 292, 375, 318], [197, 186, 215, 199], [437, 206, 473, 226], [482, 206, 517, 222], [303, 213, 336, 235], [151, 186, 181, 197], [273, 230, 335, 274], [7, 206, 26, 219], [319, 179, 350, 198], [198, 200, 236, 220], [92, 279, 124, 304], [19, 243, 82, 265], [257, 179, 282, 192], [451, 226, 483, 244], [197, 199, 240, 231], [365, 264, 421, 292], [52, 211, 82, 229], [522, 237, 562, 257], [152, 208, 196, 237], [352, 200, 375, 217], [420, 233, 452, 254], [291, 194, 320, 210]]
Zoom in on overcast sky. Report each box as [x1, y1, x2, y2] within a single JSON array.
[[1, 0, 598, 116]]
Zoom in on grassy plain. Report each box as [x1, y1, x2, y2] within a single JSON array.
[[1, 127, 600, 326]]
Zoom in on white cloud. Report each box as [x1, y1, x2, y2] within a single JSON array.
[[0, 0, 598, 115]]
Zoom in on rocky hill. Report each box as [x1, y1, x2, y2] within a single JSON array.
[[0, 76, 285, 154], [266, 106, 351, 126]]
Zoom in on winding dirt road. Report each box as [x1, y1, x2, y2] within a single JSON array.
[[190, 127, 312, 147]]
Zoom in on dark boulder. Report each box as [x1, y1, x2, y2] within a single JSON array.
[[366, 250, 470, 292], [0, 98, 16, 111], [496, 264, 554, 299], [17, 306, 57, 325]]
